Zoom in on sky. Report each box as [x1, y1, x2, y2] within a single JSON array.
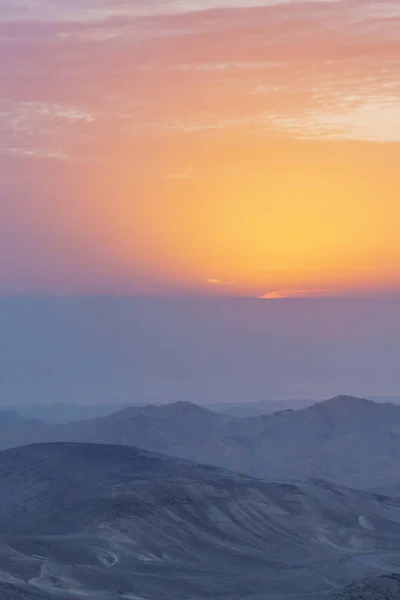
[[0, 0, 399, 297], [1, 2, 400, 404], [1, 297, 400, 404]]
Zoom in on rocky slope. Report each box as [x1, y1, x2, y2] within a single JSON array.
[[4, 395, 400, 489], [2, 442, 400, 599], [333, 574, 400, 599]]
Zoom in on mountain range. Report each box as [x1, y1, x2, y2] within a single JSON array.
[[209, 397, 315, 416], [2, 395, 400, 489], [2, 441, 400, 599], [0, 403, 132, 424], [210, 395, 400, 418]]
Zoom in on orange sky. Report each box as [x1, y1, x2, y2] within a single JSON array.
[[0, 0, 399, 297]]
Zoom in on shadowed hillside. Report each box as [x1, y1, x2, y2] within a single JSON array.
[[2, 443, 400, 599], [2, 396, 400, 489]]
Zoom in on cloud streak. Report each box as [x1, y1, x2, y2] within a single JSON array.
[[259, 290, 333, 299], [208, 278, 235, 285], [0, 0, 343, 23]]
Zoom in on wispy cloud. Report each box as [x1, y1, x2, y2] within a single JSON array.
[[0, 0, 343, 23], [1, 0, 399, 297], [259, 289, 332, 299], [1, 0, 399, 158], [0, 100, 97, 158], [208, 278, 235, 285], [272, 95, 400, 143]]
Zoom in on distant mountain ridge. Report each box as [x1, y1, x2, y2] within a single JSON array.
[[0, 402, 133, 424], [210, 395, 400, 417], [0, 408, 23, 424], [209, 397, 315, 416], [2, 395, 400, 489], [3, 395, 400, 423]]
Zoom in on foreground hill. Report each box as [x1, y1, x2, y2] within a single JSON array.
[[333, 574, 400, 599], [3, 396, 400, 488], [2, 442, 400, 599]]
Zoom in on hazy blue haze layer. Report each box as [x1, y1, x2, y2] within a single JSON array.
[[1, 297, 399, 405]]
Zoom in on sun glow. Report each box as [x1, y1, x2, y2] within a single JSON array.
[[82, 138, 400, 297], [1, 0, 399, 296]]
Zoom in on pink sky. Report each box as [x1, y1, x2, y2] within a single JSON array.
[[0, 0, 399, 296]]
